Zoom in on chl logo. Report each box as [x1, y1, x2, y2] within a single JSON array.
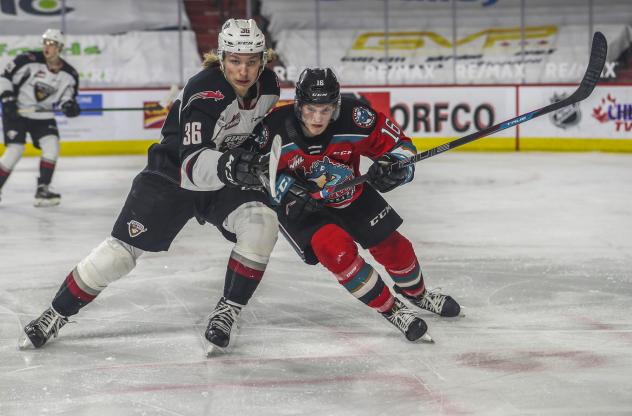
[[127, 220, 147, 238]]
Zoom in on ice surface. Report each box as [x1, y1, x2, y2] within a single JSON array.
[[1, 152, 631, 415]]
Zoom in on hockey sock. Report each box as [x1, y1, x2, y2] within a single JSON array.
[[223, 250, 266, 306], [0, 164, 10, 189], [51, 269, 99, 317], [369, 231, 425, 298], [37, 158, 56, 186], [312, 224, 395, 313]]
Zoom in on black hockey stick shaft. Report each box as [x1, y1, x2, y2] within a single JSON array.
[[313, 31, 607, 200]]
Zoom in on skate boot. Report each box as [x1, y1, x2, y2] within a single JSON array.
[[34, 184, 61, 207], [205, 297, 241, 350], [382, 298, 432, 342], [396, 286, 461, 317], [20, 306, 68, 349]]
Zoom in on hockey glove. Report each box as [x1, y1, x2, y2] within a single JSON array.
[[217, 147, 265, 188], [61, 100, 81, 118], [1, 92, 18, 120], [367, 152, 414, 193], [271, 174, 323, 220]]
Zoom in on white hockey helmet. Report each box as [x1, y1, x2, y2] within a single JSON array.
[[42, 28, 65, 48], [218, 19, 268, 68]]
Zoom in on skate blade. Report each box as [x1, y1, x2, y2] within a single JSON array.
[[17, 333, 33, 350], [34, 198, 60, 207], [206, 342, 229, 357], [420, 333, 434, 343]]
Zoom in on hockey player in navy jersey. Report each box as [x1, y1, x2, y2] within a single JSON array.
[[219, 68, 461, 341], [21, 19, 280, 352], [0, 29, 81, 206]]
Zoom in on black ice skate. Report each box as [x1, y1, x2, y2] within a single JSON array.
[[205, 297, 241, 353], [20, 306, 68, 349], [395, 286, 461, 317], [382, 298, 432, 342], [34, 184, 61, 207]]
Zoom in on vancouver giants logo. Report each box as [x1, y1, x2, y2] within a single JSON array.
[[304, 156, 354, 204], [352, 106, 376, 128], [182, 90, 225, 112]]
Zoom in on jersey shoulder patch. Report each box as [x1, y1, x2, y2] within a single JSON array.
[[180, 66, 235, 117], [337, 97, 378, 132]]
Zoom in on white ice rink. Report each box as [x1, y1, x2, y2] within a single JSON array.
[[1, 152, 631, 415]]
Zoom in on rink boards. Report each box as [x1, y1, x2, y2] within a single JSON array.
[[1, 84, 631, 156]]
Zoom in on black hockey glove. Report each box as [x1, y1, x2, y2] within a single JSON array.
[[1, 92, 18, 120], [61, 99, 81, 118], [217, 147, 265, 188], [367, 152, 414, 193], [271, 174, 323, 220]]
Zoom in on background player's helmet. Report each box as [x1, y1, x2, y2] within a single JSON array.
[[42, 28, 65, 49], [294, 68, 341, 121], [217, 19, 268, 71]]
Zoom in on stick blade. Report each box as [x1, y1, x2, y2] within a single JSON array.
[[576, 31, 608, 100]]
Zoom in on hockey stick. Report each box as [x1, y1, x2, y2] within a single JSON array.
[[313, 31, 608, 200], [255, 134, 283, 194], [18, 84, 179, 114], [268, 135, 282, 198]]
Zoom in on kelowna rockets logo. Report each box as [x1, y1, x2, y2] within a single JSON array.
[[304, 157, 354, 204]]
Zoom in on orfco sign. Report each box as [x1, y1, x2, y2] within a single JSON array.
[[392, 101, 495, 133]]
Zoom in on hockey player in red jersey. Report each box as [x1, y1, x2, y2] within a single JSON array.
[[219, 68, 461, 341], [20, 19, 280, 353]]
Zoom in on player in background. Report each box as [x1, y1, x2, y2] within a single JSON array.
[[0, 29, 80, 206], [20, 19, 279, 352], [219, 68, 460, 341]]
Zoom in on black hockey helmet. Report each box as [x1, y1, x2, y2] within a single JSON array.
[[294, 68, 341, 121]]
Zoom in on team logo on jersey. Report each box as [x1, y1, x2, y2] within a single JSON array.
[[127, 220, 148, 238], [255, 125, 270, 148], [181, 90, 225, 112], [304, 156, 354, 204], [352, 106, 376, 128], [34, 82, 56, 102], [288, 154, 304, 170], [221, 133, 251, 150], [220, 113, 241, 130]]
